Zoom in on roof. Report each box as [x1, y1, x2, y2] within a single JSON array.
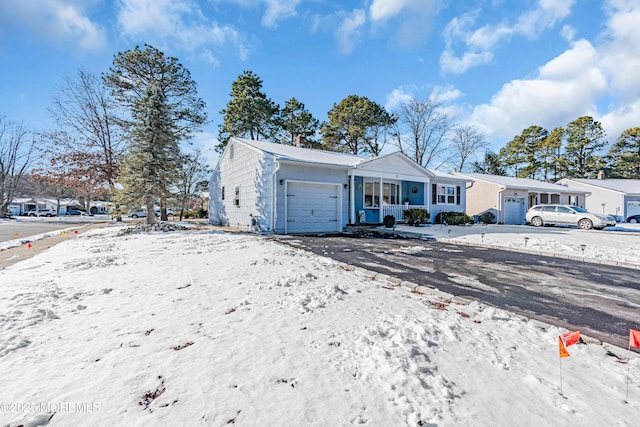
[[237, 137, 363, 167], [234, 138, 468, 183], [454, 172, 590, 194], [560, 178, 640, 195]]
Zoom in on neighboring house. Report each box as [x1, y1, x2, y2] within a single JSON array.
[[556, 178, 640, 221], [9, 198, 58, 216], [453, 172, 590, 225], [209, 137, 469, 234]]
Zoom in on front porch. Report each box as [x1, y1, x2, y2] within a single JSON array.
[[350, 174, 430, 224]]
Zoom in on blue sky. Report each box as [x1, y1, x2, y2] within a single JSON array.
[[1, 0, 639, 170]]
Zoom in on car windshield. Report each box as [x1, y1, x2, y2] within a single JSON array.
[[572, 206, 588, 213]]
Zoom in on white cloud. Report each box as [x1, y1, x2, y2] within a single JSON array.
[[0, 0, 106, 52], [441, 0, 576, 74], [335, 9, 366, 55], [384, 88, 414, 112], [440, 49, 493, 74], [117, 0, 245, 62], [370, 0, 409, 21], [470, 39, 607, 140], [261, 0, 300, 28]]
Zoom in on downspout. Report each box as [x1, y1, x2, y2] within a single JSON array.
[[349, 172, 355, 225], [271, 159, 281, 232], [497, 186, 506, 224]]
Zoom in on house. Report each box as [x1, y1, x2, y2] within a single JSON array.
[[208, 137, 469, 234], [556, 177, 640, 221], [452, 172, 590, 225]]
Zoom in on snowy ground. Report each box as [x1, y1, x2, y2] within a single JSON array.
[[1, 223, 639, 426]]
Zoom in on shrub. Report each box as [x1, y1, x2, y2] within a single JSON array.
[[383, 215, 396, 228], [435, 211, 473, 225], [403, 208, 430, 226], [478, 211, 496, 224]]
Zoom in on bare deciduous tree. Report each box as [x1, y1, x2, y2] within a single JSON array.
[[449, 124, 489, 172], [49, 69, 125, 194], [0, 115, 35, 217], [392, 97, 452, 168]]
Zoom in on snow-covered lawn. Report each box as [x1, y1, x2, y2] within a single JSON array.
[[1, 224, 639, 426]]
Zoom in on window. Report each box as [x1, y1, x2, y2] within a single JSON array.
[[433, 184, 460, 205], [234, 186, 240, 207], [222, 186, 225, 201], [382, 183, 399, 205], [363, 180, 400, 208], [364, 181, 380, 207]]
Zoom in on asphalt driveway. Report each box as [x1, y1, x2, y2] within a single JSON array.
[[273, 233, 640, 350]]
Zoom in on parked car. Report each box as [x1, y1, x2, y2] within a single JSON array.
[[525, 204, 616, 230], [129, 210, 159, 219], [66, 209, 85, 216], [26, 208, 56, 217], [154, 208, 174, 217], [627, 214, 640, 223]]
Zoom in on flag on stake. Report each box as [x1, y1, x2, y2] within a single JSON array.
[[627, 329, 640, 403], [27, 243, 32, 249], [630, 329, 640, 349], [74, 230, 78, 235], [61, 231, 66, 236], [563, 330, 580, 347], [13, 232, 18, 237], [559, 337, 570, 358]]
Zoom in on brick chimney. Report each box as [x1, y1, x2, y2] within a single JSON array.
[[295, 135, 306, 148], [597, 170, 605, 180]]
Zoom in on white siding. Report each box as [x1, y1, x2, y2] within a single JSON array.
[[209, 140, 275, 231]]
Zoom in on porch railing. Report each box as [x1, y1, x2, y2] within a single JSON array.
[[381, 204, 428, 222]]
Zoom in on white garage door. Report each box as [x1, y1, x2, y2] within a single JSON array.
[[503, 198, 524, 224], [627, 200, 640, 218], [286, 182, 340, 233]]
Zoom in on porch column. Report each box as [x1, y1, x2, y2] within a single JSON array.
[[379, 177, 383, 223], [349, 174, 355, 224]]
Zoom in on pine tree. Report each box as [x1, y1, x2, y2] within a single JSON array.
[[564, 116, 607, 178], [116, 84, 180, 224], [607, 127, 640, 178], [217, 71, 279, 151], [279, 97, 320, 145]]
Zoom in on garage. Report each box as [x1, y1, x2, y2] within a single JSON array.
[[503, 197, 525, 224], [627, 200, 640, 219], [286, 182, 341, 233]]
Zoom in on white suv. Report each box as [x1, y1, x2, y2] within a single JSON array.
[[525, 204, 616, 230]]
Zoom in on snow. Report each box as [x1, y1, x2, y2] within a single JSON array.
[[1, 223, 639, 426]]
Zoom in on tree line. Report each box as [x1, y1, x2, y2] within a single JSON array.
[[473, 118, 640, 180]]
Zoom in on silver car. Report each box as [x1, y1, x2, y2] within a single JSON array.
[[525, 204, 616, 230]]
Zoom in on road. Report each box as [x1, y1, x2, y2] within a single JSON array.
[[273, 234, 640, 350], [0, 217, 108, 243]]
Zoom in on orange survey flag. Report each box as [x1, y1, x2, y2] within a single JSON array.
[[563, 330, 580, 347], [630, 329, 640, 349], [559, 336, 570, 358]]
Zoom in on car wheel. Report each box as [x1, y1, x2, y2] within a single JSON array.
[[131, 214, 139, 219], [530, 216, 543, 227], [578, 218, 593, 230], [630, 218, 638, 224]]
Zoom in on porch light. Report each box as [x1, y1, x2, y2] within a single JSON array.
[[279, 179, 284, 185], [344, 184, 348, 189]]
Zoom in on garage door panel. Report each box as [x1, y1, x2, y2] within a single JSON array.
[[286, 183, 340, 233], [627, 201, 640, 218], [503, 198, 524, 225]]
